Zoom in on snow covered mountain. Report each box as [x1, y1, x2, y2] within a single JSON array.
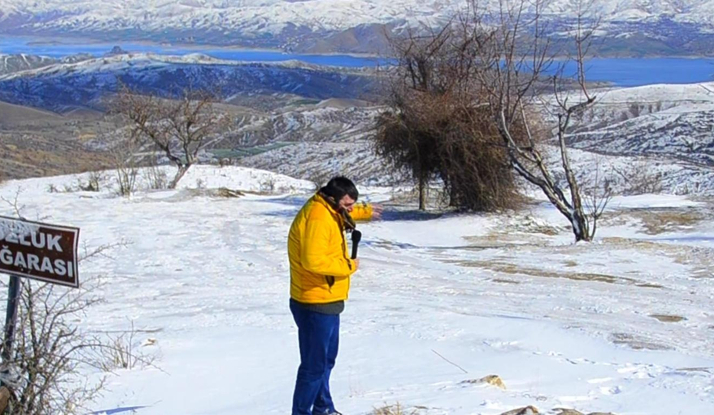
[[2, 0, 714, 54]]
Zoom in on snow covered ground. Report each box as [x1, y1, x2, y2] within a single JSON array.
[[1, 165, 713, 415]]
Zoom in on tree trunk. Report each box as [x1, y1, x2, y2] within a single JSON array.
[[418, 175, 426, 211], [169, 164, 190, 189], [571, 210, 591, 242]]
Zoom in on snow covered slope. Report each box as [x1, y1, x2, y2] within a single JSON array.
[[1, 165, 712, 414]]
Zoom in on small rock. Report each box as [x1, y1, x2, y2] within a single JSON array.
[[500, 406, 539, 415]]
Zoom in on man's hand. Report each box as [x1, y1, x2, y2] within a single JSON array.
[[371, 204, 384, 220], [353, 259, 360, 269]]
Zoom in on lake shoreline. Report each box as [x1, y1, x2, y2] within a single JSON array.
[[1, 35, 713, 86]]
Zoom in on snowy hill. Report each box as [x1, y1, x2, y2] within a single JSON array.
[[560, 82, 714, 165], [0, 52, 93, 75], [238, 81, 714, 193], [0, 165, 712, 414], [2, 0, 714, 54], [0, 53, 377, 112], [2, 52, 714, 198]]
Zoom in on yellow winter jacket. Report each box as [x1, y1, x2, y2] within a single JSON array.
[[288, 193, 373, 303]]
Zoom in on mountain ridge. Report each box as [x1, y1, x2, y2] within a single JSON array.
[[2, 1, 714, 55]]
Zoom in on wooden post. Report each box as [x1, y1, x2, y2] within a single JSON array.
[[2, 275, 21, 363]]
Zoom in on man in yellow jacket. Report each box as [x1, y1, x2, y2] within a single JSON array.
[[288, 176, 381, 415]]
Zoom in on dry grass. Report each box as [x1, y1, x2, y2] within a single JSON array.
[[632, 209, 706, 235], [609, 332, 672, 351], [371, 403, 421, 415], [649, 314, 687, 323], [0, 133, 113, 180], [445, 260, 662, 288]]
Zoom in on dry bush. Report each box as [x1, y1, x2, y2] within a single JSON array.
[[371, 403, 420, 415], [374, 26, 522, 212], [259, 176, 276, 194], [85, 171, 104, 192], [98, 322, 158, 371], [308, 170, 333, 191], [612, 159, 663, 195], [216, 187, 245, 198], [143, 154, 169, 190], [0, 203, 139, 414], [2, 279, 106, 415], [107, 129, 141, 196]]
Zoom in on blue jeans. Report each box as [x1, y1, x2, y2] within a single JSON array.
[[290, 301, 340, 415]]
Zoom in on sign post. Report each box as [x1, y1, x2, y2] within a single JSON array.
[[1, 277, 20, 363], [0, 215, 79, 373]]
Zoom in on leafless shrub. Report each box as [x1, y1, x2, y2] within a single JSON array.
[[143, 155, 169, 190], [73, 172, 103, 192], [580, 158, 614, 237], [259, 176, 276, 194], [612, 159, 663, 195], [98, 322, 158, 371], [85, 171, 104, 192], [308, 170, 332, 191], [218, 158, 234, 168], [1, 240, 130, 414], [107, 128, 141, 197], [1, 279, 105, 415]]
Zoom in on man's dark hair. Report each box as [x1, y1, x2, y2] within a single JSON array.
[[321, 176, 359, 201]]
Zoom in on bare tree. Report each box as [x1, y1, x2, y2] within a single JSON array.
[[113, 86, 229, 189], [377, 0, 606, 239], [463, 0, 605, 241]]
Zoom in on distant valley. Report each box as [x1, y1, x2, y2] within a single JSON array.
[[0, 52, 382, 181], [0, 43, 713, 199]]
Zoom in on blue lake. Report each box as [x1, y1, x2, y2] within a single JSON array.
[[0, 36, 387, 67], [552, 58, 714, 87], [1, 36, 713, 87]]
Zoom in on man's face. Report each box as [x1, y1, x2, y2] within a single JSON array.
[[338, 195, 356, 213]]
